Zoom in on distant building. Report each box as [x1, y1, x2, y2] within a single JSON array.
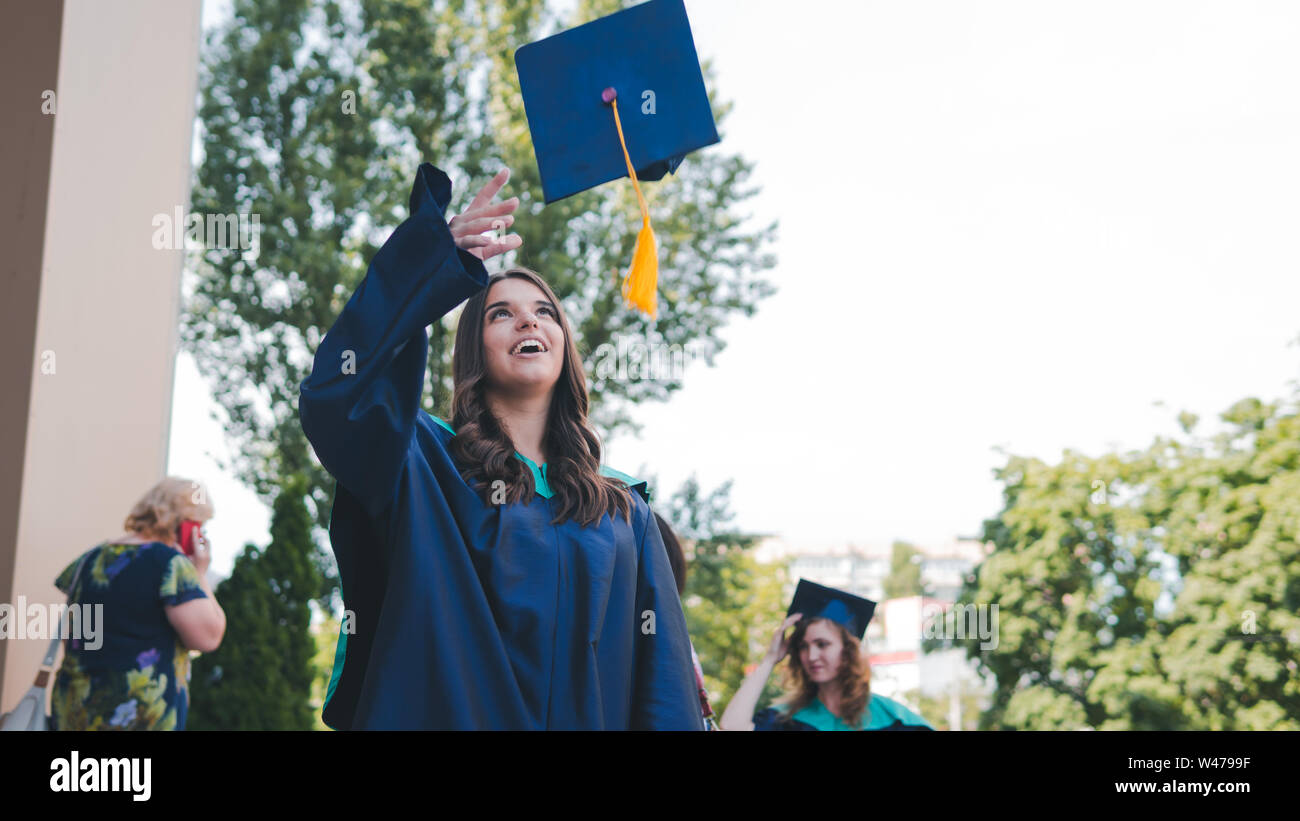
[[758, 537, 988, 601]]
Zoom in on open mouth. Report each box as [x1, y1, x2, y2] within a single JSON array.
[[510, 337, 549, 356]]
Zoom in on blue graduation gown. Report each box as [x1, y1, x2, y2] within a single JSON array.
[[299, 162, 702, 730]]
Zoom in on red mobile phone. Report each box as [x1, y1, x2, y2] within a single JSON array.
[[178, 520, 202, 557]]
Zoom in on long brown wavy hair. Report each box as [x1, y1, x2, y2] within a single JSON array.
[[450, 266, 633, 527], [779, 618, 872, 727]]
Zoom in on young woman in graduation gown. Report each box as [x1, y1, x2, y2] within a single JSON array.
[[299, 163, 702, 730], [719, 615, 933, 731]]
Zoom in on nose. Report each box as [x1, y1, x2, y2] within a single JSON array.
[[517, 312, 540, 329]]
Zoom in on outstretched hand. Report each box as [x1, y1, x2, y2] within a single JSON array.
[[448, 168, 523, 262]]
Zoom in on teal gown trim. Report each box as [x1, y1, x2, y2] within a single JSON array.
[[425, 415, 648, 501], [754, 693, 933, 731], [790, 694, 932, 730]]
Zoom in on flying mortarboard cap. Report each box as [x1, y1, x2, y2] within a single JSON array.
[[787, 579, 878, 642], [514, 0, 721, 318]]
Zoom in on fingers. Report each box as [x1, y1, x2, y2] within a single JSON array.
[[481, 234, 523, 258], [462, 234, 521, 250], [775, 614, 798, 632], [482, 197, 520, 217], [468, 167, 512, 212], [453, 199, 519, 234], [451, 213, 515, 236], [452, 169, 520, 266], [452, 168, 522, 262], [459, 233, 523, 261]]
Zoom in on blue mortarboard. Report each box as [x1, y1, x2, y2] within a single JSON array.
[[514, 0, 719, 204], [514, 0, 721, 318], [788, 579, 878, 641]]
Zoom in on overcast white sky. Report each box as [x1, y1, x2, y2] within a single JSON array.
[[173, 0, 1300, 577]]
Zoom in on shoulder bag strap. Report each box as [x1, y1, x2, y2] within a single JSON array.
[[35, 549, 94, 683]]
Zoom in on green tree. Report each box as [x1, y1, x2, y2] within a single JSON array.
[[188, 475, 323, 730], [658, 476, 788, 712], [883, 540, 926, 599], [309, 613, 342, 730], [956, 393, 1300, 730], [906, 685, 984, 731], [184, 0, 777, 535]]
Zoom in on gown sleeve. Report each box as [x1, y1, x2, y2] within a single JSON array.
[[752, 707, 786, 731], [299, 163, 489, 518], [752, 706, 818, 731], [631, 505, 706, 730]]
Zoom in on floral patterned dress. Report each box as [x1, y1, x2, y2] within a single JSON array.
[[50, 541, 207, 731]]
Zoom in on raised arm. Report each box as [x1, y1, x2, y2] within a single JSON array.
[[718, 613, 801, 730], [299, 163, 517, 516]]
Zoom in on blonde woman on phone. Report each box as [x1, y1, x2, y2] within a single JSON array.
[[50, 477, 226, 731]]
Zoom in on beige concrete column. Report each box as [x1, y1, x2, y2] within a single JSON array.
[[0, 0, 202, 713]]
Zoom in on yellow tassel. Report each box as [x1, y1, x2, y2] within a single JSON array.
[[609, 96, 658, 318], [624, 216, 658, 317]]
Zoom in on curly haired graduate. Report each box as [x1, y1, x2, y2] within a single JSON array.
[[300, 163, 701, 730], [720, 580, 933, 731]]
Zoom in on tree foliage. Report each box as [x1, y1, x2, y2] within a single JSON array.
[[907, 684, 983, 731], [884, 540, 926, 599], [184, 0, 777, 533], [658, 476, 788, 712], [188, 474, 323, 730], [955, 394, 1300, 729]]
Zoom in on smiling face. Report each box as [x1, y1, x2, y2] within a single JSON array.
[[798, 619, 845, 685], [480, 276, 566, 398]]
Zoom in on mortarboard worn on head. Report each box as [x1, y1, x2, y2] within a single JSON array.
[[514, 0, 721, 318], [787, 579, 878, 642]]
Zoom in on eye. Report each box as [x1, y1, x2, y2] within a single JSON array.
[[490, 308, 510, 320], [538, 306, 555, 318]]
